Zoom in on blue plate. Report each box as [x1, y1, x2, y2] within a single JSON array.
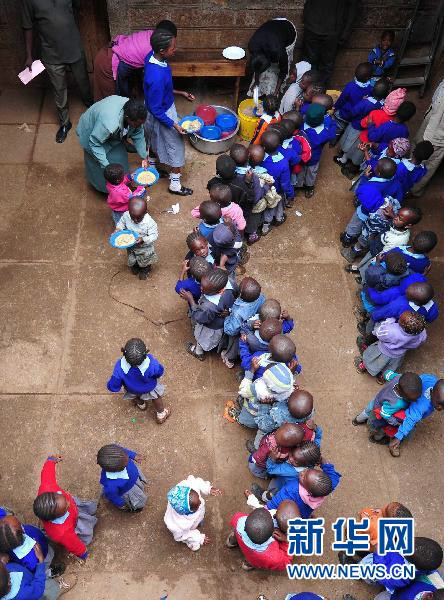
[[132, 167, 159, 187], [109, 229, 138, 249], [179, 115, 204, 133], [200, 125, 222, 140], [215, 113, 238, 132]]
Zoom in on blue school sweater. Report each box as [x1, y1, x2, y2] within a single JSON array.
[[107, 354, 164, 395], [261, 152, 294, 199], [279, 137, 302, 168], [396, 159, 427, 196], [175, 276, 201, 303], [5, 562, 46, 600], [368, 46, 396, 77], [335, 79, 373, 118], [266, 463, 341, 518], [207, 229, 240, 274], [367, 272, 427, 305], [372, 553, 415, 591], [365, 262, 410, 290], [340, 96, 383, 128], [395, 373, 438, 441], [191, 289, 236, 330], [368, 121, 409, 146], [355, 176, 392, 216], [198, 219, 223, 239], [143, 52, 175, 128], [224, 294, 265, 336], [388, 246, 430, 274], [99, 447, 139, 507], [7, 525, 49, 574], [371, 294, 439, 323], [303, 118, 337, 165]]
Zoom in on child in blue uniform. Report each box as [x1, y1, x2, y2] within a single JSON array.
[[396, 140, 434, 197], [207, 222, 241, 274], [388, 230, 438, 274], [368, 101, 416, 150], [97, 444, 147, 512], [298, 104, 336, 197], [260, 129, 293, 223], [175, 255, 212, 305], [193, 200, 223, 239], [368, 30, 396, 79], [243, 298, 295, 336], [107, 337, 170, 424], [0, 559, 76, 600], [332, 62, 374, 142], [368, 281, 439, 325]]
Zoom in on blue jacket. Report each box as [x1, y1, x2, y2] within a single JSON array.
[[356, 176, 392, 216], [256, 401, 316, 433], [395, 373, 438, 441], [303, 118, 337, 165], [388, 247, 430, 274], [335, 79, 373, 117], [175, 276, 201, 303], [279, 138, 302, 168], [0, 506, 9, 518], [367, 272, 427, 305], [107, 354, 164, 395], [198, 219, 223, 239], [143, 52, 175, 128], [99, 447, 140, 507], [7, 525, 49, 574], [368, 121, 409, 146], [340, 96, 384, 129], [5, 562, 46, 600], [372, 553, 414, 591], [365, 262, 409, 290], [261, 153, 294, 198], [371, 294, 439, 323], [266, 463, 341, 518], [391, 580, 436, 600], [396, 160, 427, 196], [224, 294, 265, 336], [368, 46, 396, 76]]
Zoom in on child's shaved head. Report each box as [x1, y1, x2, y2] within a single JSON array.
[[276, 500, 300, 533], [259, 318, 282, 342], [189, 256, 212, 281], [398, 372, 422, 402], [312, 93, 334, 111], [209, 183, 232, 208], [269, 334, 296, 363], [405, 281, 434, 305], [128, 197, 147, 222], [280, 118, 296, 138], [248, 144, 265, 167], [274, 423, 305, 447], [230, 143, 248, 166], [199, 199, 222, 225], [282, 110, 303, 129], [261, 130, 281, 154], [215, 154, 236, 180], [245, 508, 274, 543], [239, 277, 261, 303], [259, 299, 281, 321], [288, 390, 314, 420], [376, 157, 397, 179]]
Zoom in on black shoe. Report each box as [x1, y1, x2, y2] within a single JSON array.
[[131, 264, 140, 275], [251, 483, 265, 502], [339, 232, 354, 248], [55, 121, 72, 143], [304, 187, 315, 198], [138, 266, 151, 280], [245, 440, 256, 453], [169, 186, 193, 196], [333, 156, 346, 166], [50, 563, 66, 577]]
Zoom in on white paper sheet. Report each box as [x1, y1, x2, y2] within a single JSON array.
[[18, 60, 45, 85]]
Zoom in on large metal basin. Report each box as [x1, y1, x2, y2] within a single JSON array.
[[189, 105, 239, 154]]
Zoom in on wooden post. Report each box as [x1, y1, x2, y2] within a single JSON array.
[[234, 76, 240, 110]]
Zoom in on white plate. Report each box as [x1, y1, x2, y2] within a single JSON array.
[[222, 46, 245, 60]]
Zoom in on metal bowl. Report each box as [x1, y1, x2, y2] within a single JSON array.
[[189, 105, 239, 154]]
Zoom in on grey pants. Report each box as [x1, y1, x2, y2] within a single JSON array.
[[42, 577, 61, 600], [43, 54, 92, 125], [264, 199, 284, 223], [295, 163, 319, 188], [345, 210, 365, 238]]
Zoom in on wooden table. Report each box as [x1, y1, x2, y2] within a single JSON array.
[[170, 50, 247, 109]]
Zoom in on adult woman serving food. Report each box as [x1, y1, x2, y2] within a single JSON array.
[[144, 29, 194, 196], [76, 96, 148, 193]]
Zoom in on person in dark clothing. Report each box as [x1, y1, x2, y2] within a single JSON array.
[[248, 18, 297, 97], [302, 0, 358, 84], [21, 0, 92, 143]]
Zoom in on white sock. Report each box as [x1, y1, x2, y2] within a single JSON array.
[[148, 157, 157, 167], [338, 154, 348, 164], [156, 408, 167, 418], [169, 173, 181, 191]]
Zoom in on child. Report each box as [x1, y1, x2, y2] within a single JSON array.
[[297, 82, 325, 114], [206, 155, 249, 211], [240, 317, 284, 360], [396, 140, 434, 197], [260, 129, 293, 221], [175, 255, 212, 304], [221, 277, 265, 368], [185, 231, 213, 264], [363, 251, 410, 291], [265, 442, 322, 491], [181, 268, 235, 361], [164, 475, 222, 551], [207, 222, 240, 274], [244, 298, 295, 335], [298, 104, 336, 197], [368, 30, 396, 79], [279, 61, 314, 114], [247, 144, 281, 237], [282, 111, 312, 185], [334, 78, 390, 156], [0, 560, 77, 600], [247, 423, 305, 479], [104, 163, 146, 225], [251, 94, 281, 145], [278, 119, 302, 173], [369, 281, 439, 325], [388, 230, 438, 274], [0, 515, 62, 575], [355, 311, 427, 380], [192, 200, 222, 239], [115, 197, 158, 280], [226, 507, 292, 571], [97, 444, 147, 512], [207, 182, 246, 234], [332, 62, 374, 141], [368, 100, 416, 150], [107, 337, 171, 423], [33, 455, 98, 560]]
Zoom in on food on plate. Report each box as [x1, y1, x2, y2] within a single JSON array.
[[114, 233, 136, 247], [135, 170, 156, 185], [181, 119, 201, 132]]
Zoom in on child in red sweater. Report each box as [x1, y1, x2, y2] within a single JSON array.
[[33, 456, 98, 560], [226, 507, 292, 571]]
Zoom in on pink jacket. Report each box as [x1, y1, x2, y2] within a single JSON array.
[[106, 175, 145, 212], [191, 202, 246, 232]]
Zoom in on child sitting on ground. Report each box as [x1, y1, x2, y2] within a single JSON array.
[[247, 423, 305, 479], [180, 268, 236, 361], [221, 277, 265, 368], [0, 558, 76, 599], [396, 141, 434, 197], [388, 230, 438, 274], [368, 30, 396, 79], [279, 62, 316, 114], [332, 62, 374, 142], [251, 94, 281, 145], [107, 337, 170, 423], [207, 221, 241, 274], [115, 197, 158, 280], [104, 163, 146, 225], [226, 507, 292, 571], [355, 311, 427, 380], [33, 455, 98, 560], [175, 256, 213, 305], [97, 444, 147, 512], [260, 129, 293, 225], [298, 104, 336, 198], [206, 155, 249, 214], [164, 475, 222, 551], [192, 200, 222, 239], [185, 231, 213, 264], [265, 442, 322, 490]]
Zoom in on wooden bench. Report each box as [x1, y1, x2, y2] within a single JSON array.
[[170, 50, 247, 109]]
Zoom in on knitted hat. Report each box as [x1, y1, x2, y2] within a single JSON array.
[[262, 363, 294, 394], [383, 88, 407, 115], [167, 485, 193, 515], [391, 137, 411, 158], [305, 104, 326, 127]]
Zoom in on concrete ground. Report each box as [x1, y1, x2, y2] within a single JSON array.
[[0, 80, 443, 600]]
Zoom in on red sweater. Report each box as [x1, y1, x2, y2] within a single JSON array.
[[37, 460, 86, 557], [230, 513, 292, 571], [359, 109, 391, 143]]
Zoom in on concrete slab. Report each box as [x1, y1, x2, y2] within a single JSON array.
[[0, 87, 43, 124], [40, 89, 87, 125], [33, 123, 83, 164], [0, 124, 36, 163], [0, 165, 29, 233]]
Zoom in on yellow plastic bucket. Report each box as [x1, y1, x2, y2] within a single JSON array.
[[237, 99, 259, 142]]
